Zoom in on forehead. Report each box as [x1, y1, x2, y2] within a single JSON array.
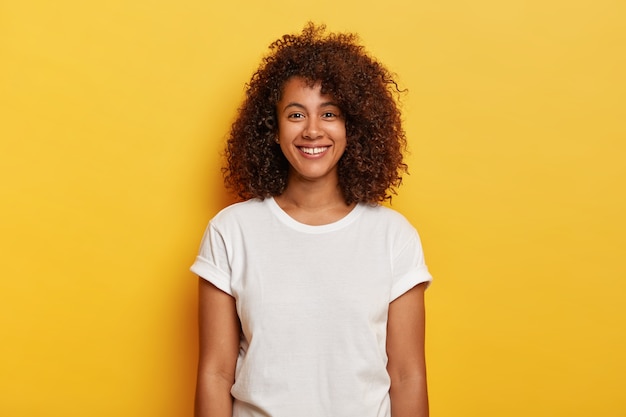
[[278, 77, 335, 103]]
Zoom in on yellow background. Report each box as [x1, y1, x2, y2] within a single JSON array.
[[1, 0, 625, 415]]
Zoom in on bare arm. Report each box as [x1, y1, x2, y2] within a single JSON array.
[[386, 282, 429, 417], [195, 278, 240, 417]]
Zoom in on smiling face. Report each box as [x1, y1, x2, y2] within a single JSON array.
[[276, 77, 347, 187]]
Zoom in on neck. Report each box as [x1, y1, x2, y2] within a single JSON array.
[[274, 175, 355, 225], [279, 173, 346, 209], [280, 187, 346, 211]]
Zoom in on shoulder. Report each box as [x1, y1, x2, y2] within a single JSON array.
[[359, 203, 416, 231], [213, 198, 265, 218], [210, 198, 269, 229], [355, 204, 422, 251]]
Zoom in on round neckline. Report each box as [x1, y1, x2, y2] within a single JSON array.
[[266, 196, 365, 234]]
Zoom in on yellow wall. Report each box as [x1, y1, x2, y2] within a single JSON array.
[[1, 0, 624, 415]]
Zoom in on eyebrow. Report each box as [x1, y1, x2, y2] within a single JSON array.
[[281, 101, 340, 112]]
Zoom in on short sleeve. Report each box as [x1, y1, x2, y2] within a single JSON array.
[[389, 229, 432, 302], [190, 223, 233, 296]]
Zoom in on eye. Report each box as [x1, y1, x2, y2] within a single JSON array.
[[288, 112, 305, 119], [322, 112, 339, 119]]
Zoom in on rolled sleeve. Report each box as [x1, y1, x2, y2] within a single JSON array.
[[190, 223, 233, 296]]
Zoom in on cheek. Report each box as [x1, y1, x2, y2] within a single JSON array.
[[332, 125, 347, 143], [277, 123, 300, 140]]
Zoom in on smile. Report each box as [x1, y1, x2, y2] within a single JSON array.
[[299, 146, 329, 155]]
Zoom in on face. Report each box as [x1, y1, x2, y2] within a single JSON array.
[[276, 77, 347, 186]]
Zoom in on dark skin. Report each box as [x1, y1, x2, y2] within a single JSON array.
[[195, 279, 239, 417], [195, 78, 428, 417]]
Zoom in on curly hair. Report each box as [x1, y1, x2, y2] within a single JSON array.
[[223, 23, 408, 204]]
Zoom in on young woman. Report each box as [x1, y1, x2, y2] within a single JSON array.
[[191, 23, 432, 417]]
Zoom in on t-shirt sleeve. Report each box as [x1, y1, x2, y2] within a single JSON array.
[[389, 229, 432, 302], [190, 223, 233, 296]]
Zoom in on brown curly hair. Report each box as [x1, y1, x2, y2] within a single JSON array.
[[223, 23, 408, 204]]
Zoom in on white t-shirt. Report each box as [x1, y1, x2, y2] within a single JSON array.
[[191, 197, 432, 417]]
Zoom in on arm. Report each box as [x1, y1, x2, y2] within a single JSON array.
[[195, 278, 240, 417], [386, 282, 429, 417]]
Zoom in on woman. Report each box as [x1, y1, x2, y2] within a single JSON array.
[[191, 23, 432, 417]]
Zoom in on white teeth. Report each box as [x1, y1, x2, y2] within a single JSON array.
[[300, 147, 328, 155]]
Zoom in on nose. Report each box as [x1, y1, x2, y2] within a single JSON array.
[[303, 118, 322, 140]]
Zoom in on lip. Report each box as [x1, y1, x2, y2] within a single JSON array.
[[297, 145, 331, 157]]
